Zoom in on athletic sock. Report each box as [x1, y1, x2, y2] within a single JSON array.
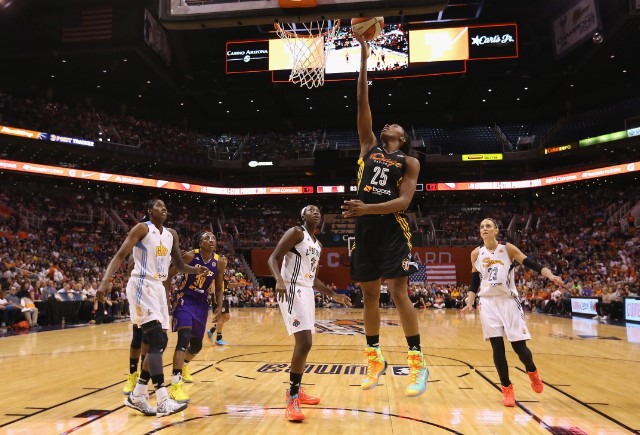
[[366, 335, 380, 348], [129, 358, 139, 374], [289, 372, 303, 396], [406, 334, 421, 352]]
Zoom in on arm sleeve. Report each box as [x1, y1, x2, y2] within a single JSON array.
[[522, 257, 544, 274], [469, 271, 481, 294]]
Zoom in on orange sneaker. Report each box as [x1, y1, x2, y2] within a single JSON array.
[[501, 384, 515, 407], [297, 387, 320, 405], [361, 347, 387, 390], [285, 393, 305, 422], [528, 370, 543, 393]]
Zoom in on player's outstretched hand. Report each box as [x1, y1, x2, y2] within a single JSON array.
[[332, 294, 353, 307], [195, 265, 208, 275]]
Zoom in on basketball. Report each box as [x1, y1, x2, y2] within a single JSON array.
[[351, 17, 384, 41]]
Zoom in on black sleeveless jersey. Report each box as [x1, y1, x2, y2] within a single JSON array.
[[357, 146, 407, 205]]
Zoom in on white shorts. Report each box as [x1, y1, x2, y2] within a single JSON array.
[[479, 296, 531, 342], [279, 284, 315, 335], [126, 276, 170, 330]]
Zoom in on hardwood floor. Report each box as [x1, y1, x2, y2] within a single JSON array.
[[1, 308, 638, 434]]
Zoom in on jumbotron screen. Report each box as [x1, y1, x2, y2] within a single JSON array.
[[226, 23, 517, 80]]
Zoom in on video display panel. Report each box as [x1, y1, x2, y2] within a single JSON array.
[[269, 24, 409, 74]]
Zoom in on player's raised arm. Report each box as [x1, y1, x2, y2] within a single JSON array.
[[356, 35, 377, 157]]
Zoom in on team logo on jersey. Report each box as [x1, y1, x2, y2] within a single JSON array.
[[482, 258, 504, 268], [370, 186, 391, 195], [370, 152, 403, 168], [292, 319, 300, 327], [364, 185, 373, 192], [402, 258, 410, 271], [156, 244, 169, 256]]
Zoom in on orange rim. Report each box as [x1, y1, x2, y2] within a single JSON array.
[[274, 19, 340, 39]]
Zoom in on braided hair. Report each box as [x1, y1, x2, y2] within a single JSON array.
[[142, 199, 159, 222]]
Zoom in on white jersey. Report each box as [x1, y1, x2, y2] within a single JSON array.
[[280, 225, 321, 288], [131, 221, 173, 282], [474, 242, 517, 298]]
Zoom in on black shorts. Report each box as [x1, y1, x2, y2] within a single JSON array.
[[212, 298, 230, 314], [350, 213, 416, 282]]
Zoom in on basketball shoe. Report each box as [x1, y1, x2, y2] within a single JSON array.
[[287, 387, 320, 405], [216, 339, 229, 346], [405, 350, 429, 397], [182, 364, 194, 383], [168, 381, 190, 403], [361, 347, 387, 390], [527, 370, 543, 393], [501, 384, 515, 407], [156, 397, 188, 417], [206, 325, 217, 344], [123, 372, 139, 395], [124, 393, 156, 416], [285, 393, 305, 421]]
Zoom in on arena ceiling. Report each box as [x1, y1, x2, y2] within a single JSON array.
[[0, 0, 638, 131]]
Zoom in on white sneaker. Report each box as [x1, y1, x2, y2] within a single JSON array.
[[601, 315, 608, 320], [156, 397, 188, 417], [124, 393, 156, 416], [592, 315, 601, 319]]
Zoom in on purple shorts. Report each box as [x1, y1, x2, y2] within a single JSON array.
[[171, 298, 209, 339]]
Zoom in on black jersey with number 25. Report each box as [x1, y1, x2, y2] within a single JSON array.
[[357, 145, 407, 205]]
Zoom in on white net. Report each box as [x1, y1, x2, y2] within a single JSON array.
[[275, 19, 340, 89]]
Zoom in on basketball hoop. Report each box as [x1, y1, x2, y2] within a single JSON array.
[[274, 19, 340, 89]]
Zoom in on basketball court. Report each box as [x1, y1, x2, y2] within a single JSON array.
[[2, 308, 639, 434]]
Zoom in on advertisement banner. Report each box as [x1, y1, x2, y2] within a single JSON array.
[[0, 125, 45, 140], [552, 0, 600, 58], [462, 153, 503, 161], [570, 297, 599, 316], [544, 143, 577, 155], [226, 40, 270, 73], [468, 24, 518, 60], [625, 297, 640, 322], [0, 159, 311, 196], [251, 247, 474, 289]]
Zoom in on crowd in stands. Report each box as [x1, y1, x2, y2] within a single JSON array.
[[1, 174, 639, 330], [0, 92, 322, 162], [3, 89, 639, 168]]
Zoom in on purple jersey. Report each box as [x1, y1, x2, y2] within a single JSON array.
[[175, 250, 219, 303]]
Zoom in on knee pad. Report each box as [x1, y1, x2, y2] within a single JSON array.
[[143, 321, 168, 354], [130, 325, 143, 350], [189, 336, 203, 355], [176, 327, 191, 352]]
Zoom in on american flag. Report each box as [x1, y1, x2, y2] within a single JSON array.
[[410, 263, 457, 285], [62, 7, 113, 43]]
